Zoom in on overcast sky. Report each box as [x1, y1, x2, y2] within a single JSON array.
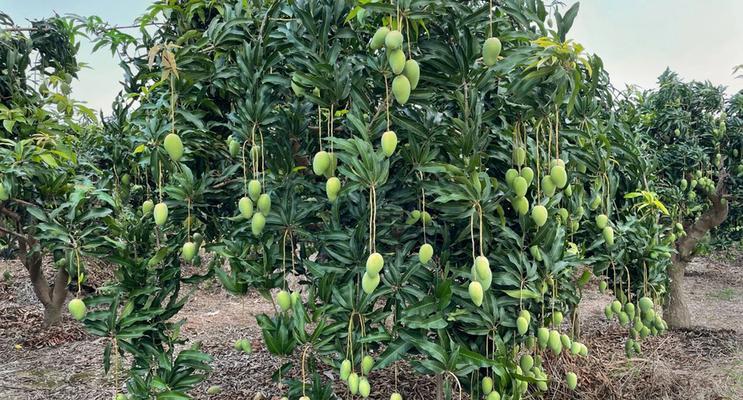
[[4, 1, 742, 112]]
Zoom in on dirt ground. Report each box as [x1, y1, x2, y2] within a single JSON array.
[[1, 252, 741, 400]]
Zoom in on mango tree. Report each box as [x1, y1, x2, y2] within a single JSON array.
[[621, 70, 742, 328], [83, 1, 671, 398], [0, 13, 113, 327]]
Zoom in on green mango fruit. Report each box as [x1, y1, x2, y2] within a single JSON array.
[[358, 377, 371, 398], [611, 300, 622, 314], [513, 196, 529, 216], [419, 243, 434, 264], [482, 37, 502, 66], [604, 305, 614, 319], [481, 376, 493, 394], [553, 311, 564, 326], [402, 59, 420, 90], [0, 183, 8, 201], [154, 202, 168, 226], [248, 179, 261, 201], [370, 27, 390, 50], [542, 175, 556, 197], [276, 290, 291, 311], [362, 271, 381, 294], [505, 168, 519, 188], [366, 252, 384, 275], [599, 280, 607, 293], [68, 298, 87, 320], [520, 309, 532, 324], [550, 165, 568, 188], [537, 327, 550, 349], [548, 330, 562, 355], [361, 355, 374, 375], [520, 167, 534, 185], [228, 139, 240, 157], [512, 176, 528, 197], [590, 196, 602, 210], [595, 214, 609, 229], [381, 130, 398, 156], [640, 297, 653, 313], [251, 212, 266, 236], [142, 199, 154, 215], [388, 49, 406, 74], [313, 151, 331, 175], [516, 316, 529, 335], [348, 373, 359, 395], [421, 211, 432, 225], [182, 242, 197, 262], [326, 176, 341, 202], [392, 75, 411, 104], [570, 341, 581, 355], [290, 291, 301, 306], [520, 354, 534, 372], [340, 359, 352, 381], [560, 334, 572, 349], [385, 30, 403, 50], [257, 193, 271, 215], [390, 393, 403, 400], [625, 303, 636, 320], [486, 391, 501, 400], [238, 196, 253, 219], [566, 372, 578, 390], [603, 226, 615, 246], [406, 209, 421, 224], [512, 147, 526, 166], [468, 281, 484, 306], [163, 133, 184, 162], [531, 205, 548, 227]]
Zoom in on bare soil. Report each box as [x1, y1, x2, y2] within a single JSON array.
[[1, 253, 741, 400]]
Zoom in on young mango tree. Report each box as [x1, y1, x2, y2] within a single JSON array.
[[0, 13, 114, 327]]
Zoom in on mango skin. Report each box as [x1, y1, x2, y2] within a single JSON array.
[[68, 298, 87, 320], [403, 59, 420, 90], [164, 133, 184, 161], [392, 75, 411, 104], [482, 37, 502, 66], [370, 27, 390, 50], [388, 49, 406, 74]]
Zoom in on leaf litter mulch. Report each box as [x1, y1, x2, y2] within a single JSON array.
[[1, 254, 742, 400]]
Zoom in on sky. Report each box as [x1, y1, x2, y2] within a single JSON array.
[[2, 1, 742, 112]]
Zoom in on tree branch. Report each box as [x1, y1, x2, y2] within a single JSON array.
[[677, 173, 729, 262], [0, 225, 26, 242]]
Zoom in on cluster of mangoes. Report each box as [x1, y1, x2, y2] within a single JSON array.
[[370, 26, 419, 104]]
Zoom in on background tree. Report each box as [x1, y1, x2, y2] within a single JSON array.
[[0, 13, 113, 327], [621, 70, 742, 328]]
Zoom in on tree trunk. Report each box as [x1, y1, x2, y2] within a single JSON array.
[[664, 178, 729, 329], [570, 304, 581, 339], [664, 256, 691, 328], [18, 236, 69, 327], [435, 374, 443, 400]]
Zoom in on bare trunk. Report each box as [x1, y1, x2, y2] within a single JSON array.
[[665, 256, 691, 328], [18, 236, 69, 328], [570, 305, 581, 339], [664, 177, 729, 329], [435, 374, 443, 400]]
